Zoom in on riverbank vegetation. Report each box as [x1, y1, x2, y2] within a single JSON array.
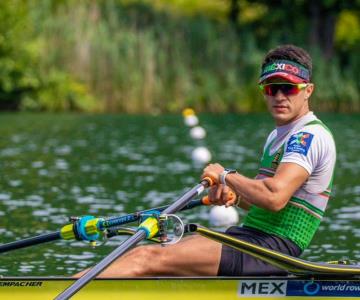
[[0, 0, 359, 113]]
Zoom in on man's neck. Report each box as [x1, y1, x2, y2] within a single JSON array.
[[275, 111, 315, 134]]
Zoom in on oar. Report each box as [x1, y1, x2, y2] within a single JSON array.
[[0, 199, 207, 254], [55, 177, 214, 300], [0, 232, 61, 254]]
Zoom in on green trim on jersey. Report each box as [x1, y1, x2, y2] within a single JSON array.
[[243, 119, 334, 250]]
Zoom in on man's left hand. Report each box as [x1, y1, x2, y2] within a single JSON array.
[[201, 163, 225, 185]]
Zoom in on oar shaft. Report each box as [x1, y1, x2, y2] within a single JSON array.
[[0, 199, 205, 255], [163, 181, 207, 214], [102, 199, 204, 230], [55, 230, 146, 300], [56, 179, 212, 299], [0, 232, 61, 254]]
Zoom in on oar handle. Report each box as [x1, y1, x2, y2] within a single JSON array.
[[201, 176, 215, 187]]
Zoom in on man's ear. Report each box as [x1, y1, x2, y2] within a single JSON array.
[[304, 83, 314, 99]]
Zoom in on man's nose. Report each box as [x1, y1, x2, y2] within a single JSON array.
[[274, 89, 286, 99]]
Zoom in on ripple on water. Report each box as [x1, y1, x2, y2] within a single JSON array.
[[0, 228, 15, 238], [335, 205, 360, 219], [55, 145, 72, 155], [85, 186, 105, 194], [38, 169, 50, 176], [111, 204, 125, 212], [89, 201, 120, 214], [329, 224, 352, 231], [341, 186, 360, 196], [90, 203, 114, 210], [353, 228, 360, 238], [55, 159, 69, 170], [165, 161, 191, 173], [126, 164, 159, 173], [75, 140, 88, 147], [32, 206, 68, 216], [143, 190, 177, 206], [80, 165, 92, 172], [27, 195, 44, 202], [18, 264, 35, 273], [32, 161, 45, 168], [11, 134, 23, 143], [51, 215, 70, 225], [77, 195, 96, 204], [9, 180, 22, 187], [4, 199, 43, 208], [0, 147, 21, 157], [115, 190, 131, 202], [0, 193, 11, 200], [68, 252, 95, 260], [71, 186, 82, 195]]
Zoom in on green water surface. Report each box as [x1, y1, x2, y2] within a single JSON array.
[[0, 113, 359, 276]]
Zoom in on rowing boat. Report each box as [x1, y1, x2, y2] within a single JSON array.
[[2, 224, 360, 299], [1, 181, 360, 299], [1, 276, 360, 299]]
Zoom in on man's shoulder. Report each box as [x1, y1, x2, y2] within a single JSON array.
[[295, 119, 334, 142], [286, 120, 336, 156]]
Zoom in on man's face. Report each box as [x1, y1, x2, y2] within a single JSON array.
[[262, 78, 314, 126]]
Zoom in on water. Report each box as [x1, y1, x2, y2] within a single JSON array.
[[0, 113, 359, 276]]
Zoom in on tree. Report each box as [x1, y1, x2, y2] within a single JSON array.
[[0, 1, 39, 109], [228, 0, 240, 31], [242, 0, 360, 59], [308, 0, 360, 59]]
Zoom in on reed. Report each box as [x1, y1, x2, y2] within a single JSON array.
[[25, 1, 360, 113]]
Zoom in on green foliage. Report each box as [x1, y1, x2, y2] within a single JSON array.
[[312, 54, 360, 112], [24, 1, 271, 113], [335, 10, 360, 50], [0, 1, 39, 108], [0, 0, 97, 111], [21, 69, 98, 112], [122, 0, 230, 20], [0, 0, 359, 113]]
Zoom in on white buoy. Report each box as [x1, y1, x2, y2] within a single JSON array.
[[191, 146, 211, 164], [209, 206, 239, 227], [184, 115, 199, 127], [190, 126, 206, 139]]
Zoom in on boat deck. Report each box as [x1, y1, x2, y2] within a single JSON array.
[[1, 276, 360, 299]]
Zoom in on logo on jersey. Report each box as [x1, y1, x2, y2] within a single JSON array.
[[286, 132, 314, 156], [271, 147, 283, 170]]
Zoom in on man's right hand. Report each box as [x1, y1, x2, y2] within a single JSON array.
[[207, 185, 237, 207]]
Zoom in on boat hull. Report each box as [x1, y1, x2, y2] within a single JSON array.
[[1, 277, 360, 299]]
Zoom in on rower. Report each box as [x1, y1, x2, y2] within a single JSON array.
[[77, 44, 336, 278]]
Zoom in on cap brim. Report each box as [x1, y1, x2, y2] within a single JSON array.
[[259, 72, 306, 84]]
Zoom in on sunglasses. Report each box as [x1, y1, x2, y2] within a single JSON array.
[[259, 83, 308, 96]]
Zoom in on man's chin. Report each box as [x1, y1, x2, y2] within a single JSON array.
[[272, 113, 292, 125]]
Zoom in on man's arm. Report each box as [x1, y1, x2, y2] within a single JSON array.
[[202, 162, 309, 212]]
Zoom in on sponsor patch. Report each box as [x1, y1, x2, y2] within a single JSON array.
[[238, 280, 287, 297], [287, 280, 360, 297], [237, 280, 360, 297], [286, 132, 314, 156], [0, 281, 43, 287]]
